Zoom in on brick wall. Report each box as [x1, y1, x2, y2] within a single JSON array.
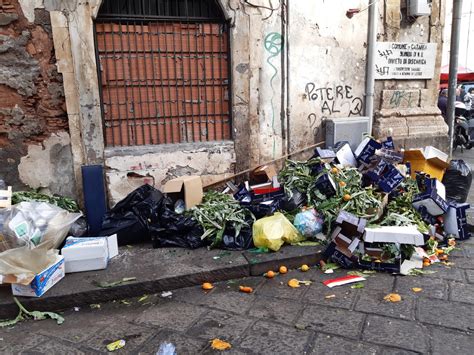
[[0, 0, 68, 186]]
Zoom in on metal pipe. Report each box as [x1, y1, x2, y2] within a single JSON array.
[[364, 0, 377, 134], [447, 0, 464, 158], [285, 0, 291, 155], [280, 0, 286, 147]]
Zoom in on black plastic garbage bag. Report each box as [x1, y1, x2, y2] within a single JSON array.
[[100, 185, 166, 245], [442, 160, 473, 203], [150, 202, 207, 249], [221, 225, 254, 251]]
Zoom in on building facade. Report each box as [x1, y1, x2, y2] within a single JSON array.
[[0, 0, 447, 205]]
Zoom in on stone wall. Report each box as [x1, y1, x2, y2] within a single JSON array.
[[0, 0, 75, 197]]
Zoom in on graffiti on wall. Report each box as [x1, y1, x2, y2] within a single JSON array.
[[388, 90, 417, 108], [264, 32, 283, 157], [305, 83, 363, 116], [304, 83, 364, 139]]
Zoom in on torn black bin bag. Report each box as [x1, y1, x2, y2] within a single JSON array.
[[150, 204, 206, 249], [100, 184, 166, 245], [442, 160, 473, 203], [222, 224, 254, 251]]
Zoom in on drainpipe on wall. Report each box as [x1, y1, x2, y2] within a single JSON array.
[[280, 0, 286, 154], [364, 0, 377, 134], [285, 0, 291, 154], [447, 0, 463, 158]]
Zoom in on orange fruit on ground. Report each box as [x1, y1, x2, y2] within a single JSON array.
[[265, 270, 276, 278], [300, 264, 310, 272], [343, 194, 352, 201], [279, 266, 288, 274], [239, 286, 253, 293], [288, 279, 300, 288], [202, 282, 214, 290]]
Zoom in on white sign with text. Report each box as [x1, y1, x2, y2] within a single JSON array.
[[374, 42, 437, 79]]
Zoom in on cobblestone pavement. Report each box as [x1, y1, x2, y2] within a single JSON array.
[[1, 245, 474, 355], [1, 152, 474, 354]]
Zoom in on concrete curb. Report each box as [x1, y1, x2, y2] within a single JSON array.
[[0, 246, 323, 318]]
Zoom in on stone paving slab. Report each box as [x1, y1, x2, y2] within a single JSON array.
[[0, 244, 323, 318]]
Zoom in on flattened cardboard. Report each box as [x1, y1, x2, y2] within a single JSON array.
[[363, 226, 424, 245], [163, 175, 203, 209]]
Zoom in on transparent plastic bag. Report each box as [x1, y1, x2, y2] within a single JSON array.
[[1, 201, 82, 251], [293, 208, 324, 239]]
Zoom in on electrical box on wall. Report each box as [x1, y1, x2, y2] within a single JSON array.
[[408, 0, 432, 17]]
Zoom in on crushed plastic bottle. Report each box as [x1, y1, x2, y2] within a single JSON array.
[[156, 342, 177, 355]]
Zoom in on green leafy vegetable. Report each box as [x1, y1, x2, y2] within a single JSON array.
[[93, 277, 137, 288], [12, 190, 80, 212], [188, 191, 255, 248], [350, 282, 365, 289], [0, 298, 64, 328]]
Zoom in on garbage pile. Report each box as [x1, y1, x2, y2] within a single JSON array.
[[0, 135, 473, 299]]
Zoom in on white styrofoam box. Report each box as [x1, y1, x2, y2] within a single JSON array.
[[423, 146, 448, 163], [62, 234, 118, 273], [363, 226, 425, 246], [325, 117, 370, 151], [11, 255, 65, 297]]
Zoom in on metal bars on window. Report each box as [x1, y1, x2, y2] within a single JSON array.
[[95, 1, 231, 147]]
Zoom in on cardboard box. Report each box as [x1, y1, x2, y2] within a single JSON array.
[[354, 137, 382, 164], [444, 202, 471, 240], [314, 173, 337, 197], [62, 234, 118, 273], [403, 147, 449, 180], [250, 165, 278, 184], [0, 186, 12, 208], [314, 147, 336, 163], [336, 211, 367, 237], [11, 255, 65, 297], [334, 142, 357, 167], [163, 176, 203, 209], [413, 178, 449, 216], [363, 226, 424, 245]]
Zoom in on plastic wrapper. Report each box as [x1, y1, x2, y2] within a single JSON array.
[[293, 209, 323, 239], [253, 212, 304, 251], [442, 160, 473, 203]]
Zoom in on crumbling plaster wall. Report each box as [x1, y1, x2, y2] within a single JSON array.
[[288, 0, 368, 155], [0, 0, 75, 197]]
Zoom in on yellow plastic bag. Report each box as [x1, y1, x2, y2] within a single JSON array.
[[253, 212, 304, 251]]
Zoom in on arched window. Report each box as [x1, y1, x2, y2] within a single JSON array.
[[95, 0, 231, 147]]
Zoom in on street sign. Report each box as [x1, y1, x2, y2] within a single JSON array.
[[374, 42, 437, 79]]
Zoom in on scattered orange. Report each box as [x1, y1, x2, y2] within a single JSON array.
[[239, 286, 253, 293], [300, 264, 310, 272], [343, 194, 352, 201], [202, 282, 214, 290], [211, 339, 232, 351], [265, 270, 276, 278], [339, 181, 346, 187], [279, 266, 288, 274], [383, 293, 402, 302], [412, 287, 423, 293], [331, 167, 339, 174], [448, 238, 456, 247], [288, 279, 300, 288], [423, 260, 430, 267]]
